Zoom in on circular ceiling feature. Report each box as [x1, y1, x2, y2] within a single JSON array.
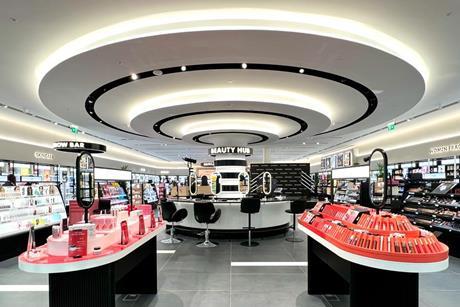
[[192, 132, 269, 145], [84, 63, 377, 138]]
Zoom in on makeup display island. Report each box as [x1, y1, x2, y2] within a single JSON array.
[[173, 199, 291, 237], [18, 211, 165, 307], [298, 202, 449, 307]]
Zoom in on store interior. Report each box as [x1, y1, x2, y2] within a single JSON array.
[[1, 1, 460, 307]]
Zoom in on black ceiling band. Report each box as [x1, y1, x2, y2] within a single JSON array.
[[192, 131, 269, 145], [156, 110, 306, 140], [85, 63, 377, 138]]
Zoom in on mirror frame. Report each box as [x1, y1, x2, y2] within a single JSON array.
[[211, 172, 222, 195], [366, 148, 388, 213], [262, 171, 272, 196], [189, 172, 197, 196], [76, 151, 95, 223], [238, 171, 250, 195]]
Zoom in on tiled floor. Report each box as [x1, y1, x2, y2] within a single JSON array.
[[1, 229, 460, 307]]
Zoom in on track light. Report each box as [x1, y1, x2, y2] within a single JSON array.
[[130, 73, 138, 80], [241, 63, 247, 69]]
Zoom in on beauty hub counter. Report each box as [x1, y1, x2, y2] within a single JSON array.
[[172, 198, 291, 237]]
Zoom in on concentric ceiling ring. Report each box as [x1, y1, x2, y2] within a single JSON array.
[[153, 110, 307, 140], [84, 63, 378, 138]]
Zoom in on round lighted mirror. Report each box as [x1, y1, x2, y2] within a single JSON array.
[[367, 148, 388, 213], [211, 172, 222, 195], [262, 172, 272, 196], [238, 172, 250, 195], [189, 172, 197, 196], [76, 151, 95, 223]]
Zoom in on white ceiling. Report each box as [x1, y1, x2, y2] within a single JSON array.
[[1, 1, 460, 164]]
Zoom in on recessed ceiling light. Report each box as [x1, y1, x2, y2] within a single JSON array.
[[3, 105, 8, 109], [316, 142, 320, 145], [302, 142, 306, 145], [81, 131, 85, 134], [181, 66, 186, 71], [407, 118, 411, 122], [299, 68, 304, 73], [54, 122, 58, 125], [241, 63, 247, 69], [153, 69, 163, 76], [131, 73, 138, 80]]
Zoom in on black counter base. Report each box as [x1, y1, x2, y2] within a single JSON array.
[[308, 237, 419, 307]]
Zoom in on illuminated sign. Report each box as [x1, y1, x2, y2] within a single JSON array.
[[430, 143, 460, 155], [53, 141, 106, 154], [209, 146, 253, 156], [201, 162, 215, 167], [34, 151, 54, 160], [387, 122, 396, 132]]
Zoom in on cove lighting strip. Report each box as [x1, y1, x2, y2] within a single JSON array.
[[129, 87, 331, 124], [157, 250, 176, 254], [231, 261, 308, 267], [0, 285, 49, 292], [37, 8, 428, 84]]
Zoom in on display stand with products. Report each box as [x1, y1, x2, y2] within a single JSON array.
[[98, 181, 129, 210], [131, 183, 143, 205], [143, 183, 158, 204], [400, 181, 460, 256], [0, 183, 67, 238], [299, 202, 448, 307]]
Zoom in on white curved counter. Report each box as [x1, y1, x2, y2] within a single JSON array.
[[173, 199, 291, 231]]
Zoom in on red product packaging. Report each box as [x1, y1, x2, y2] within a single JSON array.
[[138, 215, 145, 235], [120, 220, 129, 245], [68, 229, 88, 258]]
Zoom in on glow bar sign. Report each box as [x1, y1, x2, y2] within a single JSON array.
[[430, 143, 460, 155], [209, 146, 253, 156]]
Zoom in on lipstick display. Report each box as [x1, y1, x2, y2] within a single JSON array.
[[299, 202, 449, 263]]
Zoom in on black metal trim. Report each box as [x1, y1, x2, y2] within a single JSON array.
[[192, 131, 269, 145], [214, 160, 247, 167], [220, 172, 240, 179], [84, 63, 377, 138]]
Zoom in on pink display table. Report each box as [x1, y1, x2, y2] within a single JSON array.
[[18, 221, 166, 307]]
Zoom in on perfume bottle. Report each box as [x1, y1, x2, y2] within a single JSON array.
[[150, 209, 156, 228], [26, 226, 36, 257]]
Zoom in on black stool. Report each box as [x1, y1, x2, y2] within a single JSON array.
[[240, 197, 261, 247], [285, 200, 307, 242], [160, 201, 188, 244], [194, 202, 221, 248]]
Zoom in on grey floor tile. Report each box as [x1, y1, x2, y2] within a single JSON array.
[[116, 291, 230, 307], [231, 273, 307, 293], [420, 290, 460, 307], [0, 292, 48, 307], [420, 272, 460, 291], [158, 272, 230, 291], [231, 290, 323, 307]]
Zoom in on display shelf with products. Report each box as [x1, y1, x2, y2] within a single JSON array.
[[131, 183, 143, 206], [98, 182, 129, 209], [317, 171, 332, 198], [0, 183, 67, 238], [333, 180, 361, 204], [400, 181, 460, 256]]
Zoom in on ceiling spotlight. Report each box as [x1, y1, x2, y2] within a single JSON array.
[[299, 68, 305, 73], [241, 63, 247, 69], [153, 69, 163, 76], [316, 142, 320, 145], [181, 66, 187, 71], [3, 105, 7, 109], [130, 73, 138, 80], [302, 142, 306, 145], [81, 131, 85, 134], [54, 122, 58, 125]]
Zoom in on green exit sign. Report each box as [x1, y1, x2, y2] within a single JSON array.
[[70, 125, 79, 134], [387, 122, 396, 132]]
